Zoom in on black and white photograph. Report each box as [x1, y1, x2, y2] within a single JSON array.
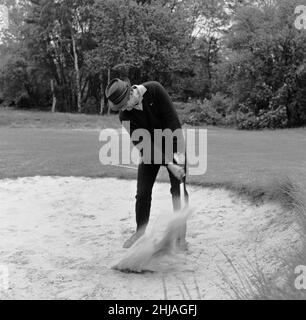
[[0, 0, 306, 304]]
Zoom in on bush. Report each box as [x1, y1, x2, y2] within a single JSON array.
[[16, 94, 31, 109], [185, 99, 225, 126], [224, 113, 238, 127], [237, 105, 288, 130], [249, 83, 273, 115], [82, 97, 99, 114], [210, 92, 231, 116]]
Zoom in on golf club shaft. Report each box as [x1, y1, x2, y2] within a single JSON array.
[[110, 164, 138, 170], [180, 181, 186, 208]]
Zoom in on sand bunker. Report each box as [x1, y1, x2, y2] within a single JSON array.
[[0, 176, 301, 299]]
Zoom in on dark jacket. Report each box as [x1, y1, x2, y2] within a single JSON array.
[[119, 81, 183, 165]]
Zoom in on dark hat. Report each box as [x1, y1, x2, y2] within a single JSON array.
[[105, 78, 131, 111]]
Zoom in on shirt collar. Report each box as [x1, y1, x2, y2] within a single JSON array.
[[122, 85, 147, 111]]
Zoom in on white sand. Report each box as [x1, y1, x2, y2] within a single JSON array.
[[0, 176, 301, 299]]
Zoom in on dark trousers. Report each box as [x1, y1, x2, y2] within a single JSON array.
[[135, 162, 189, 231]]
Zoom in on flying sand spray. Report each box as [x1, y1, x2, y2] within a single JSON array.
[[110, 156, 193, 273]]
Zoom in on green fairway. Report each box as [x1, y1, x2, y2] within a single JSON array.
[[1, 109, 305, 202], [1, 109, 305, 300], [0, 108, 120, 129]]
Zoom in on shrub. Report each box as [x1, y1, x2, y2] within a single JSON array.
[[224, 113, 238, 127], [185, 99, 224, 126], [83, 97, 99, 114], [249, 83, 273, 115], [16, 94, 31, 109], [237, 106, 288, 130], [209, 92, 231, 116]]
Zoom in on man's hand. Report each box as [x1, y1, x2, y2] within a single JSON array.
[[167, 162, 185, 181], [174, 152, 185, 166]]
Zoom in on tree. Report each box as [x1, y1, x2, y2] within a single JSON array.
[[86, 0, 194, 95], [19, 0, 96, 112], [217, 0, 306, 125]]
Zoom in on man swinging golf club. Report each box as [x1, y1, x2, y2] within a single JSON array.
[[105, 78, 189, 249]]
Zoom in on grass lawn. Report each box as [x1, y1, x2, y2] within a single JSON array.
[[0, 107, 121, 129], [1, 108, 306, 300], [1, 108, 306, 202]]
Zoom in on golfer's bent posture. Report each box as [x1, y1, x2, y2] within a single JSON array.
[[106, 78, 189, 249]]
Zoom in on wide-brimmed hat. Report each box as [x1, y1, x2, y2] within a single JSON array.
[[105, 78, 131, 111]]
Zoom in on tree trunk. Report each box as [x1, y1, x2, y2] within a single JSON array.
[[71, 31, 82, 113], [107, 68, 111, 115], [100, 81, 104, 115], [50, 79, 57, 113], [206, 36, 213, 97]]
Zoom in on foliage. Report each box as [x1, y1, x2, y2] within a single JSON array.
[[16, 93, 31, 109], [237, 105, 288, 130], [184, 98, 225, 126], [0, 0, 306, 129], [86, 0, 195, 85], [82, 96, 99, 114], [218, 0, 306, 127]]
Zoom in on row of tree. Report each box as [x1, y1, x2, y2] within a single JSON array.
[[0, 0, 305, 127]]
